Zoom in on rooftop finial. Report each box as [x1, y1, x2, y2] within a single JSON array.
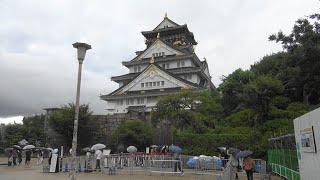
[[165, 12, 167, 18], [157, 32, 160, 39], [150, 55, 155, 64]]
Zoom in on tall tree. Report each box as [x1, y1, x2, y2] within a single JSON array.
[[49, 103, 92, 149]]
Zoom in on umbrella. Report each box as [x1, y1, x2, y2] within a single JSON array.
[[217, 147, 227, 153], [23, 145, 35, 150], [228, 148, 240, 157], [82, 147, 91, 152], [150, 145, 158, 148], [236, 150, 253, 159], [91, 143, 106, 151], [18, 139, 28, 146], [12, 145, 22, 150], [169, 145, 182, 154], [187, 157, 198, 167], [5, 147, 13, 152], [127, 146, 137, 153], [45, 148, 53, 152]]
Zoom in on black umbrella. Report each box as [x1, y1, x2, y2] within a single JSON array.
[[228, 148, 240, 157], [12, 145, 22, 150], [236, 150, 253, 159]]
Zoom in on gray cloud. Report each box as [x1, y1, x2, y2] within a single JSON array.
[[0, 0, 318, 117]]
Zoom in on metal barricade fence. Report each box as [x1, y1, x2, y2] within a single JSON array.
[[53, 153, 266, 179]]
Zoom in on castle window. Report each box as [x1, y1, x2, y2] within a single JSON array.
[[126, 99, 130, 105], [130, 99, 134, 105], [138, 66, 141, 72], [149, 82, 152, 87], [181, 61, 185, 67], [157, 81, 160, 86], [141, 83, 144, 88], [146, 82, 148, 87], [166, 63, 170, 68], [177, 61, 180, 68], [134, 66, 138, 72], [161, 81, 165, 86], [153, 82, 156, 86]]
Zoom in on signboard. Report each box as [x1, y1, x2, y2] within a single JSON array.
[[300, 126, 317, 153], [49, 154, 58, 172]]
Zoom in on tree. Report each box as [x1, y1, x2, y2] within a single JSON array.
[[243, 75, 284, 123], [269, 14, 320, 105], [112, 120, 153, 151], [22, 115, 45, 145], [152, 90, 222, 133], [49, 103, 92, 149], [219, 69, 255, 115]]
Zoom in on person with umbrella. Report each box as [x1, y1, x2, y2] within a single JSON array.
[[91, 144, 105, 172], [228, 148, 240, 179], [23, 145, 35, 167], [169, 145, 183, 174], [236, 149, 254, 180]]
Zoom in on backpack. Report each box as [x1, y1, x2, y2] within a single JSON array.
[[243, 158, 254, 170]]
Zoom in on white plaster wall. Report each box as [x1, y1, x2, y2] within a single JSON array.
[[129, 74, 180, 91], [106, 96, 158, 114], [129, 64, 148, 73], [294, 107, 320, 180]]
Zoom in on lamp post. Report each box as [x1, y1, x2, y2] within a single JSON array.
[[70, 42, 91, 180]]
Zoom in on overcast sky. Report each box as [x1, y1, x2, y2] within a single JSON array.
[[0, 0, 319, 120]]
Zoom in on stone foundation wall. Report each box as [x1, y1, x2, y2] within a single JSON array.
[[88, 112, 151, 146]]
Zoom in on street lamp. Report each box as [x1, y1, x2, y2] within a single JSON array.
[[70, 42, 91, 180]]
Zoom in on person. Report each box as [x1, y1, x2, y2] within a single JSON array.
[[12, 149, 18, 166], [37, 150, 43, 165], [17, 150, 22, 165], [95, 149, 102, 171], [85, 150, 93, 172], [173, 153, 184, 174], [8, 150, 13, 166], [229, 154, 239, 179], [243, 156, 254, 180], [25, 150, 32, 167]]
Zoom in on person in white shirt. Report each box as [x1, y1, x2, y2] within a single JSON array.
[[95, 149, 102, 171]]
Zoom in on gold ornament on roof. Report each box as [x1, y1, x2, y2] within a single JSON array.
[[165, 12, 167, 18], [157, 32, 160, 39], [150, 55, 155, 64]]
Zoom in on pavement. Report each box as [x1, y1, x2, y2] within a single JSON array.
[[0, 157, 280, 180]]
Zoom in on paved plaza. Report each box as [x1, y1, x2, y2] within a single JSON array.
[[0, 158, 281, 180]]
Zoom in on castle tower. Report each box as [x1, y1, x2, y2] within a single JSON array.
[[101, 15, 214, 114]]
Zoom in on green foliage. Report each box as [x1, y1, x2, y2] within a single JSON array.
[[112, 120, 153, 151], [225, 109, 258, 127], [49, 103, 92, 148], [152, 90, 223, 133]]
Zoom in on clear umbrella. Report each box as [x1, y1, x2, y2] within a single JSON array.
[[23, 145, 35, 150], [91, 143, 106, 151], [18, 139, 28, 146], [127, 146, 137, 153]]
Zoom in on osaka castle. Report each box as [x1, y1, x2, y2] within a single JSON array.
[[101, 15, 215, 114]]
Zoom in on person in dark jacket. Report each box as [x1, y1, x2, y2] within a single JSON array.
[[25, 150, 32, 166]]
